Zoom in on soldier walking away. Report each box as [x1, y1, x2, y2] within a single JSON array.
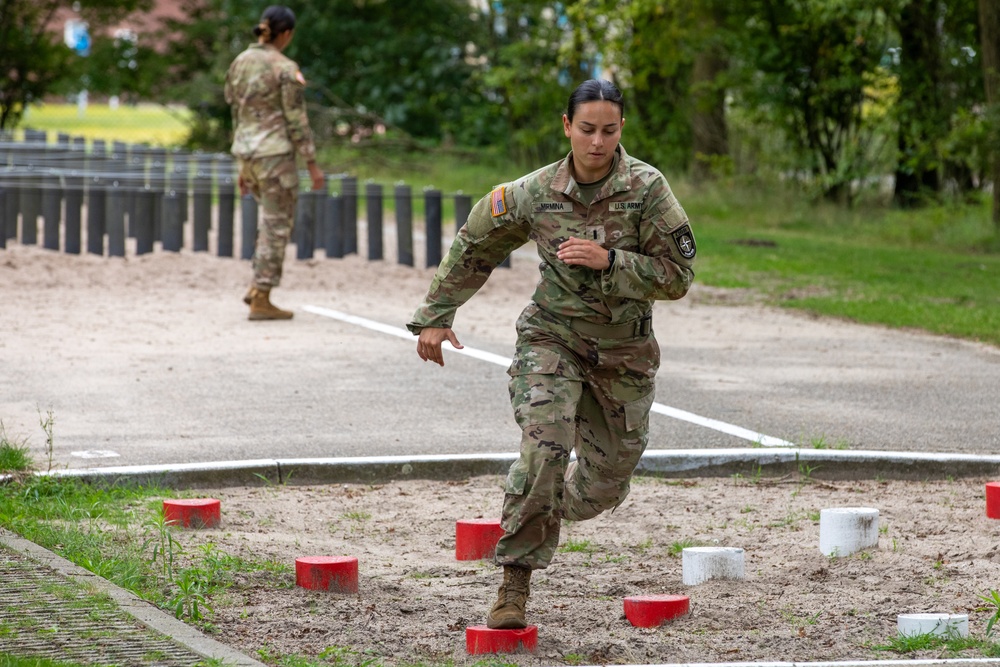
[[225, 5, 325, 320], [407, 79, 697, 629]]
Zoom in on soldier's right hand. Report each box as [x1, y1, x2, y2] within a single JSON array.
[[416, 327, 463, 367]]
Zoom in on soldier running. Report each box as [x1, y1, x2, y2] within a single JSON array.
[[408, 79, 697, 629]]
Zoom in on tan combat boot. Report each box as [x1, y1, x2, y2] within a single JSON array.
[[486, 565, 531, 629], [243, 285, 255, 305], [248, 287, 293, 321]]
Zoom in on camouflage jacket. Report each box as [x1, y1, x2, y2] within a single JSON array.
[[224, 43, 316, 162], [407, 145, 696, 333]]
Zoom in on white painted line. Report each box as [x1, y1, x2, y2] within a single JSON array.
[[70, 450, 120, 459], [302, 305, 796, 448], [649, 403, 793, 447]]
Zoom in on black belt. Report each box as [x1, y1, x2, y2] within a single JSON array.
[[568, 313, 652, 339]]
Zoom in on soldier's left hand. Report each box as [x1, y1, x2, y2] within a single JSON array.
[[308, 162, 325, 192], [557, 237, 610, 270]]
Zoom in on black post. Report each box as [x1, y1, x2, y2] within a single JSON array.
[[455, 193, 472, 233], [126, 145, 148, 237], [41, 174, 62, 251], [240, 194, 257, 260], [20, 172, 41, 245], [342, 176, 358, 255], [0, 175, 21, 240], [192, 182, 211, 252], [0, 189, 5, 249], [296, 191, 316, 260], [395, 184, 413, 267], [366, 182, 383, 260], [424, 188, 442, 268], [107, 183, 126, 257], [3, 176, 17, 241], [325, 194, 343, 259], [217, 180, 235, 258], [64, 175, 83, 254], [149, 148, 166, 242], [162, 192, 182, 252], [134, 187, 155, 255], [86, 176, 105, 255]]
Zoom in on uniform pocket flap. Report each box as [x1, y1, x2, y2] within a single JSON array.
[[624, 391, 656, 433], [507, 348, 561, 377]]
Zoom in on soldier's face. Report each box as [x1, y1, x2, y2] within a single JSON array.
[[563, 101, 624, 183]]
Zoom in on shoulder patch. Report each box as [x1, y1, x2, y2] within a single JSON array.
[[490, 186, 507, 217], [672, 224, 697, 259]]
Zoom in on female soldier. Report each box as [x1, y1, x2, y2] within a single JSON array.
[[407, 79, 697, 629], [225, 5, 324, 320]]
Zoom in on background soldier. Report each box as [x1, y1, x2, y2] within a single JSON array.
[[225, 5, 325, 320], [408, 79, 697, 629]]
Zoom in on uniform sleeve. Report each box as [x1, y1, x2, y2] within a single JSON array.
[[600, 179, 695, 301], [224, 65, 238, 128], [407, 187, 530, 333], [279, 67, 317, 163]]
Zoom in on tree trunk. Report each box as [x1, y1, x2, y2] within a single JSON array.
[[690, 47, 729, 182], [690, 4, 728, 182], [894, 0, 943, 208], [980, 0, 1000, 228]]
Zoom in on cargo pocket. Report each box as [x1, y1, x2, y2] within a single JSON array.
[[278, 168, 300, 192], [504, 459, 528, 495], [507, 348, 561, 429], [623, 390, 656, 434]]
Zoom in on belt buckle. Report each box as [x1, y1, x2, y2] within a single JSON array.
[[638, 314, 652, 337]]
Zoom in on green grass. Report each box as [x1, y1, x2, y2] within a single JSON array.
[[19, 102, 190, 147], [0, 433, 32, 473], [678, 181, 1000, 347]]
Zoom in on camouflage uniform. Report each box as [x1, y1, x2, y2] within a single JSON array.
[[224, 43, 317, 289], [408, 145, 696, 570]]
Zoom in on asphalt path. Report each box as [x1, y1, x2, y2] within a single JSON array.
[[1, 247, 998, 471]]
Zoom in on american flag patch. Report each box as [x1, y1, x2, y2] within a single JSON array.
[[490, 186, 507, 217]]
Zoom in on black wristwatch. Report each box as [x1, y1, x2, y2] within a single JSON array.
[[607, 248, 616, 269]]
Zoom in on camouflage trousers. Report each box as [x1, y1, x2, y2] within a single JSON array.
[[239, 154, 299, 289], [494, 303, 659, 570]]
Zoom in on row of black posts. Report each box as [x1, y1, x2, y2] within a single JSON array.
[[0, 129, 506, 269]]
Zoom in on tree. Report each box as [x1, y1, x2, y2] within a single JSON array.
[[729, 1, 891, 203], [689, 1, 730, 180], [892, 0, 945, 206], [980, 0, 1000, 227], [0, 0, 151, 130], [293, 0, 494, 146]]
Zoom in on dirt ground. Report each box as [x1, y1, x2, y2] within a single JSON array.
[[172, 474, 1000, 666], [2, 242, 1000, 665]]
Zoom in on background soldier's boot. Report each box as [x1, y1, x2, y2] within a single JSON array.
[[243, 285, 255, 305], [248, 288, 293, 321], [486, 565, 531, 629]]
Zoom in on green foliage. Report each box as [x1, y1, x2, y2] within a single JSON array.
[[977, 589, 1000, 636], [667, 538, 699, 556], [0, 0, 152, 130], [0, 423, 33, 473], [727, 0, 892, 202]]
